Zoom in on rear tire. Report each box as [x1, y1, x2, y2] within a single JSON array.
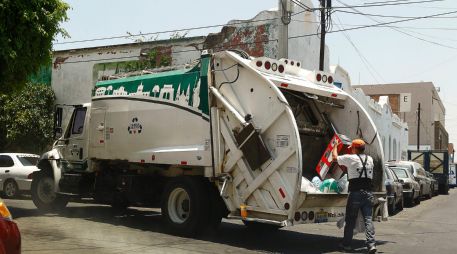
[[2, 180, 19, 199], [31, 172, 68, 211], [161, 177, 210, 236]]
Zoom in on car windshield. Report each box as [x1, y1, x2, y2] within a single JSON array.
[[391, 167, 408, 178], [17, 155, 39, 166]]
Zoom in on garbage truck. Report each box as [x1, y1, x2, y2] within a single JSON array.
[[31, 50, 386, 235]]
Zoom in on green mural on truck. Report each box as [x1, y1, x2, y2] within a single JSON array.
[[93, 58, 209, 116]]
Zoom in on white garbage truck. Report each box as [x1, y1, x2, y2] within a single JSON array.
[[31, 50, 385, 235]]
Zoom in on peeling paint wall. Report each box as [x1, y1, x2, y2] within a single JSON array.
[[52, 37, 205, 106]]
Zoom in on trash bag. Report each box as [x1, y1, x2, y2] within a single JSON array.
[[336, 211, 366, 235], [301, 177, 322, 193], [319, 179, 341, 193]]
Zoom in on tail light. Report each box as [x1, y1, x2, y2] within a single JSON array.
[[316, 73, 322, 82], [0, 201, 13, 221], [28, 173, 33, 179], [278, 65, 285, 73]]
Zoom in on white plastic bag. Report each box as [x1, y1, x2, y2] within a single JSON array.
[[336, 210, 365, 235]]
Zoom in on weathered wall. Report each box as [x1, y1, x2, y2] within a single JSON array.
[[331, 65, 409, 160]]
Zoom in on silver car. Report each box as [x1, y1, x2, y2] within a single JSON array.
[[389, 166, 421, 207], [387, 161, 432, 200], [0, 153, 40, 198]]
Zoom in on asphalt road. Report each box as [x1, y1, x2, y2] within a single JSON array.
[[4, 189, 457, 254]]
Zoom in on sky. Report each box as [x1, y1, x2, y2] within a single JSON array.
[[53, 0, 457, 147]]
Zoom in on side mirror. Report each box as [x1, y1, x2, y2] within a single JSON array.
[[399, 179, 404, 184], [55, 127, 63, 139]]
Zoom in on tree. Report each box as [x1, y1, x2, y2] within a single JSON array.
[[0, 83, 55, 153], [0, 0, 69, 92]]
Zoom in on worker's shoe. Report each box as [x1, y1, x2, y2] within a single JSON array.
[[367, 245, 377, 254], [338, 243, 352, 252]]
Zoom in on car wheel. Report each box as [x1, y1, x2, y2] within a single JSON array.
[[31, 172, 69, 211], [2, 180, 18, 199]]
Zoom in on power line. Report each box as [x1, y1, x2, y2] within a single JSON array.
[[334, 1, 457, 50], [333, 14, 385, 83], [53, 17, 280, 45], [289, 9, 457, 41], [336, 9, 457, 19], [56, 38, 279, 64], [317, 0, 445, 9], [292, 18, 457, 31], [363, 0, 420, 4], [290, 0, 313, 12]]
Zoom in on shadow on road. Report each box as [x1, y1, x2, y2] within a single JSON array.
[[7, 200, 389, 254]]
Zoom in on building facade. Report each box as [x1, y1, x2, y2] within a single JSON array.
[[354, 82, 448, 151]]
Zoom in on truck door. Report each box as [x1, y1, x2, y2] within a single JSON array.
[[62, 106, 89, 171], [89, 108, 106, 155], [210, 51, 302, 223]]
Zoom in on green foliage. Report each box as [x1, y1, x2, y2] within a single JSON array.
[[0, 0, 69, 93], [0, 83, 55, 153]]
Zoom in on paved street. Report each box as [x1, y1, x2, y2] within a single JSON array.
[[4, 189, 457, 254]]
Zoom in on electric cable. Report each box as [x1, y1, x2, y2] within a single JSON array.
[[333, 14, 386, 83], [317, 0, 445, 10], [334, 1, 457, 50], [336, 9, 457, 19], [54, 17, 280, 45]]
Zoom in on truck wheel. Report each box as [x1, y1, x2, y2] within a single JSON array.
[[161, 177, 210, 236], [2, 180, 19, 199], [31, 172, 68, 211]]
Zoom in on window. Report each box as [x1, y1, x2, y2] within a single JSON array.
[[17, 156, 39, 166], [391, 168, 408, 178], [0, 155, 14, 167], [71, 108, 87, 135]]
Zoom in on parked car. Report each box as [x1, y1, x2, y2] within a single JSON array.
[[384, 166, 404, 215], [387, 161, 432, 199], [426, 171, 439, 196], [389, 165, 421, 206], [0, 198, 21, 254], [0, 153, 40, 198]]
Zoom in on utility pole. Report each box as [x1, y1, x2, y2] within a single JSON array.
[[279, 0, 293, 59], [417, 103, 421, 150], [319, 0, 331, 71]]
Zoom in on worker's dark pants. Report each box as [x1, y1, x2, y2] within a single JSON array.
[[343, 190, 376, 248]]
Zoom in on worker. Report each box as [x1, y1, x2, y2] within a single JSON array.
[[332, 138, 377, 254]]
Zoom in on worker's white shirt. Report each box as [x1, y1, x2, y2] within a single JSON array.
[[337, 154, 374, 180]]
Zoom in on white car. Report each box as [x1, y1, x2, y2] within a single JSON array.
[[0, 153, 40, 198]]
